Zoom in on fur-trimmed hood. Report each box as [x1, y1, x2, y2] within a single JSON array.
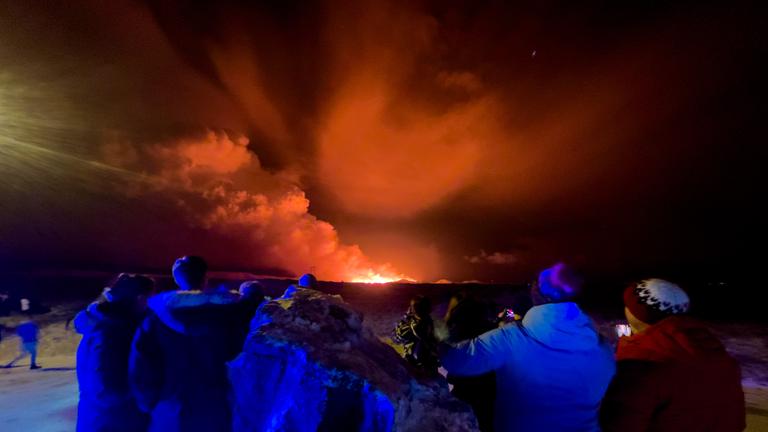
[[74, 302, 138, 335], [74, 302, 108, 335], [148, 290, 243, 335]]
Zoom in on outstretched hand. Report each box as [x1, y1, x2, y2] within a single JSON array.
[[433, 320, 450, 342]]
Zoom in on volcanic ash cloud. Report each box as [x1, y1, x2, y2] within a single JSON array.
[[101, 131, 407, 282]]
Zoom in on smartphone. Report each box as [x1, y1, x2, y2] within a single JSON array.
[[615, 323, 632, 337]]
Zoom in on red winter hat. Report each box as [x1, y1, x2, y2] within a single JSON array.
[[624, 279, 690, 324]]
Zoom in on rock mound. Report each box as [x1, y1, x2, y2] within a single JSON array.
[[228, 288, 479, 432]]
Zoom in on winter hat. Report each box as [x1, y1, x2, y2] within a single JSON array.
[[298, 273, 318, 289], [239, 280, 264, 300], [411, 295, 432, 318], [104, 274, 154, 303], [172, 255, 208, 290], [536, 263, 583, 303], [624, 279, 690, 324]]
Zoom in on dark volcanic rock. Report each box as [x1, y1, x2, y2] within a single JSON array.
[[228, 288, 479, 432]]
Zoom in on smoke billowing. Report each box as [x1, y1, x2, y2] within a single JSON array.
[[101, 131, 407, 281], [0, 0, 764, 282]]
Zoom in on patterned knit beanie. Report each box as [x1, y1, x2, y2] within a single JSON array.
[[623, 279, 690, 324]]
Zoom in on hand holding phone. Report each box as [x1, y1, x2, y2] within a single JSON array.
[[615, 324, 632, 337]]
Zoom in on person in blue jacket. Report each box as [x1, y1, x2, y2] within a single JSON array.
[[75, 273, 155, 432], [129, 256, 252, 432], [5, 319, 41, 369], [439, 263, 616, 432]]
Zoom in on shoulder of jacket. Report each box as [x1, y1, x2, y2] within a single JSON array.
[[486, 322, 525, 344], [616, 358, 667, 378]]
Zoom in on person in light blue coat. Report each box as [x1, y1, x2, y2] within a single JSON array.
[[440, 263, 616, 432]]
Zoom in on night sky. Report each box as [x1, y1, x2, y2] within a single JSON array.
[[0, 0, 764, 283]]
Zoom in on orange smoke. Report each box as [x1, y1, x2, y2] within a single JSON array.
[[317, 2, 499, 218], [318, 81, 494, 218], [102, 131, 411, 282]]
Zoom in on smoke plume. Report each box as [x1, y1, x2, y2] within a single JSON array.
[[101, 131, 407, 281], [1, 0, 761, 282]]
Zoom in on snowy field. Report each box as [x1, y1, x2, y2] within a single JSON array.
[[2, 295, 767, 431], [0, 302, 83, 432]]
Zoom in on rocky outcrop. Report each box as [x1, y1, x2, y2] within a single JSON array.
[[228, 288, 479, 432]]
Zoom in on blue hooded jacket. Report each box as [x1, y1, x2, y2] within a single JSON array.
[[440, 302, 616, 432], [129, 290, 251, 432], [16, 321, 39, 343], [75, 302, 149, 432]]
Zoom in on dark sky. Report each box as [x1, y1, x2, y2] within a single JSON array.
[[0, 0, 765, 282]]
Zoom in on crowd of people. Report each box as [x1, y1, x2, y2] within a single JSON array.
[[73, 255, 299, 432], [1, 256, 746, 431], [396, 263, 746, 432]]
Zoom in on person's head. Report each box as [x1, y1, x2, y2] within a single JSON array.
[[445, 293, 495, 340], [297, 273, 318, 290], [532, 262, 583, 305], [239, 280, 265, 303], [409, 295, 432, 318], [623, 278, 690, 333], [445, 291, 468, 321], [104, 273, 155, 313], [172, 255, 208, 291]]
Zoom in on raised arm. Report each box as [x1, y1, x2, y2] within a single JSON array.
[[439, 325, 515, 376]]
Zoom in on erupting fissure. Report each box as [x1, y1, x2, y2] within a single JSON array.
[[348, 269, 416, 284]]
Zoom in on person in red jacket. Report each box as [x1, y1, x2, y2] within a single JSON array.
[[600, 279, 746, 432]]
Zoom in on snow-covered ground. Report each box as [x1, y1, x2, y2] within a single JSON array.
[[0, 302, 83, 432], [1, 300, 767, 431], [0, 356, 78, 432], [712, 323, 768, 432]]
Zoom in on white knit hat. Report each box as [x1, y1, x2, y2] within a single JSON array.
[[624, 278, 690, 323]]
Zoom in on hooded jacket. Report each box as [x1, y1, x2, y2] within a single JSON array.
[[129, 290, 252, 432], [16, 321, 39, 343], [75, 302, 148, 432], [600, 316, 745, 432], [440, 302, 615, 432]]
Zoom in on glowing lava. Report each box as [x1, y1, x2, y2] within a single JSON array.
[[349, 269, 416, 284]]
